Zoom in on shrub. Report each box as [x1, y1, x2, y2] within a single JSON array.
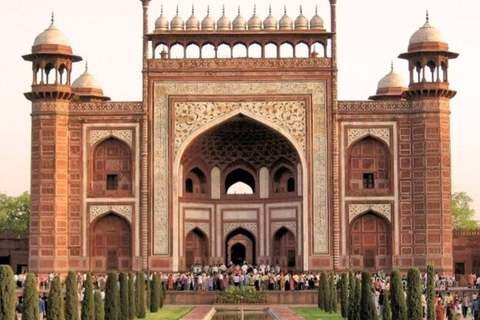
[[22, 273, 39, 320], [47, 275, 65, 320], [406, 268, 422, 320], [352, 278, 361, 320], [104, 272, 119, 320], [128, 273, 135, 320], [135, 271, 146, 319], [390, 269, 407, 320], [340, 273, 348, 318], [150, 273, 159, 313], [360, 271, 377, 320], [347, 271, 356, 320], [81, 273, 95, 320], [94, 291, 104, 320], [145, 274, 150, 311], [119, 273, 129, 320], [215, 286, 266, 304], [383, 289, 392, 320], [324, 272, 331, 312], [66, 271, 80, 320], [426, 263, 436, 320], [0, 265, 15, 320], [330, 273, 337, 313]]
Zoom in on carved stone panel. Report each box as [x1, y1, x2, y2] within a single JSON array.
[[348, 203, 392, 223], [347, 128, 390, 148], [89, 205, 133, 224]]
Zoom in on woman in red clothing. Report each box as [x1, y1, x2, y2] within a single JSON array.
[[436, 299, 445, 320]]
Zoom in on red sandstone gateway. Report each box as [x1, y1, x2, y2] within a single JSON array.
[[23, 2, 457, 274]]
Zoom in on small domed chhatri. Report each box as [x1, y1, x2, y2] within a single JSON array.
[[170, 6, 185, 31], [248, 5, 262, 30], [408, 12, 448, 52], [154, 5, 169, 32], [369, 63, 407, 100], [201, 7, 215, 31], [186, 6, 200, 31], [232, 7, 247, 31], [32, 13, 72, 54], [72, 63, 110, 101], [263, 6, 278, 30], [279, 6, 293, 30], [217, 6, 231, 31], [294, 6, 309, 30], [310, 5, 325, 30]]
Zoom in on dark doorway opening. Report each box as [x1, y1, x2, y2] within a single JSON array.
[[225, 228, 256, 265], [231, 243, 246, 266]]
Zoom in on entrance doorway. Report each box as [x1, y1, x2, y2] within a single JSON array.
[[225, 228, 256, 265], [231, 243, 246, 265]]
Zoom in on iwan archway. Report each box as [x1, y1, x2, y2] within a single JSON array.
[[173, 108, 309, 271]]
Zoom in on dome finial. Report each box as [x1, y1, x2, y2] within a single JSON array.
[[284, 5, 287, 14], [222, 4, 225, 15], [300, 5, 303, 15], [391, 61, 394, 71], [238, 5, 241, 15], [176, 5, 179, 15], [315, 4, 318, 15], [51, 11, 54, 24], [207, 5, 210, 15], [161, 4, 163, 14], [85, 61, 88, 72], [253, 4, 256, 14], [426, 10, 429, 22], [269, 4, 272, 15], [191, 4, 195, 15]]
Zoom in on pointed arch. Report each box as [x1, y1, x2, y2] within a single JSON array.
[[272, 227, 296, 267], [185, 227, 209, 267], [225, 227, 256, 265]]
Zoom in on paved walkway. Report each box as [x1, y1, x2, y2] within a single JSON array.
[[180, 306, 215, 320], [180, 304, 306, 320]]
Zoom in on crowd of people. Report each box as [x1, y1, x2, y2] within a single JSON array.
[[11, 263, 480, 320]]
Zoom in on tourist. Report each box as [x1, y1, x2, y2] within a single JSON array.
[[436, 299, 445, 320]]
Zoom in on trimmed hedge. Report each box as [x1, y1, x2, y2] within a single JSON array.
[[81, 273, 95, 320], [22, 273, 39, 320], [47, 275, 65, 320], [0, 265, 15, 320], [66, 271, 80, 320], [104, 272, 119, 320]]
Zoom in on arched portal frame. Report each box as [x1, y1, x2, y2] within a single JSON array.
[[173, 108, 309, 271], [225, 227, 256, 266], [90, 212, 132, 272], [348, 211, 392, 270], [185, 228, 209, 267]]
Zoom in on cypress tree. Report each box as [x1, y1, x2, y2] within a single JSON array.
[[360, 271, 377, 320], [22, 273, 39, 320], [145, 274, 151, 310], [340, 273, 348, 318], [353, 278, 361, 320], [317, 272, 325, 310], [330, 273, 337, 313], [81, 273, 95, 320], [406, 268, 422, 320], [390, 269, 407, 320], [128, 273, 135, 320], [383, 289, 392, 320], [150, 273, 160, 313], [135, 271, 146, 319], [347, 271, 356, 320], [94, 291, 104, 320], [323, 272, 331, 312], [119, 273, 129, 320], [47, 275, 65, 320], [0, 265, 15, 320], [426, 263, 436, 320], [159, 276, 165, 309], [65, 271, 80, 320], [104, 272, 119, 320]]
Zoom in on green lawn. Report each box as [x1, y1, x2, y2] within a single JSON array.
[[144, 307, 193, 320], [290, 307, 344, 320]]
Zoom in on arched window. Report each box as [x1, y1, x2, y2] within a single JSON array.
[[295, 43, 309, 58], [170, 44, 185, 59], [287, 178, 295, 192], [184, 167, 207, 195], [185, 178, 193, 193], [232, 43, 247, 58], [225, 168, 255, 194], [347, 136, 391, 196], [248, 43, 262, 58], [186, 43, 200, 58], [217, 44, 231, 58], [280, 43, 294, 58], [273, 166, 295, 194], [201, 43, 215, 58], [90, 137, 132, 197]]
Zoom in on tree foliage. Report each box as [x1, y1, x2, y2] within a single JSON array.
[[0, 265, 16, 320], [330, 273, 337, 313], [81, 273, 95, 320], [150, 273, 160, 313], [22, 273, 39, 320], [135, 271, 146, 319], [406, 268, 423, 320], [66, 271, 80, 320], [128, 273, 135, 320], [347, 271, 356, 320], [47, 275, 65, 320], [318, 272, 326, 310], [119, 273, 129, 320], [94, 291, 104, 320], [104, 272, 119, 320], [0, 192, 30, 234], [360, 271, 377, 320], [390, 269, 407, 320], [352, 278, 361, 320], [452, 191, 479, 229], [426, 263, 436, 320], [383, 289, 392, 320], [340, 273, 348, 318]]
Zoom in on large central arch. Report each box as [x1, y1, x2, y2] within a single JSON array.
[[173, 107, 309, 271]]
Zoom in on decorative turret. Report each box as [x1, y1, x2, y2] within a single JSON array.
[[398, 13, 458, 99], [310, 5, 325, 30], [71, 62, 110, 102], [369, 63, 407, 100], [217, 6, 231, 30], [232, 7, 247, 31], [248, 6, 262, 30], [186, 6, 200, 31], [170, 6, 184, 31], [295, 6, 309, 30], [263, 6, 277, 30], [23, 14, 82, 101], [201, 6, 215, 31], [279, 6, 293, 30], [154, 5, 169, 32]]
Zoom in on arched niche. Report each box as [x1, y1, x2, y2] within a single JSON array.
[[225, 228, 256, 265], [185, 228, 209, 267], [272, 227, 296, 268], [90, 137, 133, 197]]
